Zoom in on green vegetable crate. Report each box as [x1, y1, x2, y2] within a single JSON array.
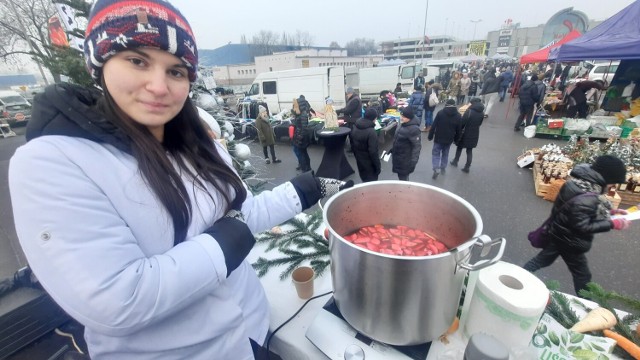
[[535, 121, 563, 139]]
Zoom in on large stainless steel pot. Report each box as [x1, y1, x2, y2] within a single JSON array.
[[322, 181, 505, 345]]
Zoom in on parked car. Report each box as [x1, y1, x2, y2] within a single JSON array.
[[214, 87, 234, 95], [0, 90, 32, 127], [587, 61, 620, 86]]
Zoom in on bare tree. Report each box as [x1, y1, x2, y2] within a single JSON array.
[[252, 30, 279, 55], [240, 34, 247, 44], [329, 41, 341, 49], [1, 0, 56, 78], [344, 38, 378, 56], [297, 30, 314, 48]]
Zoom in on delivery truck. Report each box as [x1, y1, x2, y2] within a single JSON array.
[[245, 66, 346, 114], [345, 63, 438, 99]]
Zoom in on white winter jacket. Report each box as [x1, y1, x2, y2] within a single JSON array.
[[9, 135, 302, 359]]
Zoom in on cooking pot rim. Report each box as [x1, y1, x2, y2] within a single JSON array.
[[322, 180, 483, 258]]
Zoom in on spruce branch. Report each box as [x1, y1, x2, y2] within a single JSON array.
[[251, 209, 330, 279]]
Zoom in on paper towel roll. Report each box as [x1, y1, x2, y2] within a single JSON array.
[[463, 261, 549, 350]]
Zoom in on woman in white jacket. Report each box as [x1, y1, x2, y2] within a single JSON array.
[[8, 1, 350, 359]]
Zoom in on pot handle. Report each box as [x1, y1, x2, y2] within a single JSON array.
[[456, 235, 506, 271]]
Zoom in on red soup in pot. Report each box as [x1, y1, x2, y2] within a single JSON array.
[[342, 224, 448, 256]]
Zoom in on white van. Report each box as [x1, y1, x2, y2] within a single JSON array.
[[246, 67, 346, 114], [587, 61, 620, 86]]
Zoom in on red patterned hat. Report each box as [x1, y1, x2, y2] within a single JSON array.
[[84, 0, 198, 82]]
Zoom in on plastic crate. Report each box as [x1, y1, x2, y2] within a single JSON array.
[[535, 122, 563, 139]]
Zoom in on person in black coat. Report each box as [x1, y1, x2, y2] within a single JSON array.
[[336, 87, 362, 127], [292, 95, 314, 171], [352, 109, 381, 182], [514, 77, 539, 131], [524, 156, 631, 295], [391, 107, 421, 181], [450, 98, 484, 172], [566, 80, 605, 119], [336, 87, 362, 151], [428, 99, 461, 179]]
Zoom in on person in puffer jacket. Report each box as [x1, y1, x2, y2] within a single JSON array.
[[524, 155, 631, 295], [514, 76, 539, 131], [391, 106, 421, 181], [428, 99, 462, 179], [450, 97, 484, 172], [408, 86, 425, 122]]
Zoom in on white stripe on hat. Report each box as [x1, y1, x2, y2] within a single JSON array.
[[167, 25, 177, 54]]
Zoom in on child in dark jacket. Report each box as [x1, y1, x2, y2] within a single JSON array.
[[391, 107, 421, 181]]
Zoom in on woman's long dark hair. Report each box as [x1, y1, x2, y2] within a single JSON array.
[[97, 78, 247, 244]]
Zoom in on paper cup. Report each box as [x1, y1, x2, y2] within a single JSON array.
[[292, 266, 315, 299]]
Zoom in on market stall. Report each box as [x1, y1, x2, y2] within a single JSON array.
[[249, 210, 640, 360], [518, 136, 640, 208]]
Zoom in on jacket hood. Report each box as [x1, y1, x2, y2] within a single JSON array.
[[570, 164, 606, 187], [469, 102, 485, 113], [27, 83, 131, 152], [442, 106, 459, 116], [355, 117, 375, 129]]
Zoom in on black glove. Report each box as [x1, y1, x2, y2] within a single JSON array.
[[290, 171, 354, 210], [204, 210, 255, 277]]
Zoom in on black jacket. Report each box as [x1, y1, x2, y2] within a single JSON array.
[[391, 116, 421, 175], [293, 97, 312, 148], [428, 106, 461, 145], [457, 102, 484, 148], [518, 80, 538, 107], [480, 73, 501, 95], [548, 165, 613, 253], [352, 118, 381, 181], [337, 94, 362, 125]]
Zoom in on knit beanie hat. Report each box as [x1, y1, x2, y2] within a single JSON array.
[[591, 155, 626, 184], [445, 98, 456, 106], [258, 105, 267, 113], [84, 0, 198, 83], [400, 106, 414, 119]]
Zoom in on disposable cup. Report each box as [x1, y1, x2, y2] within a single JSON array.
[[291, 266, 314, 299]]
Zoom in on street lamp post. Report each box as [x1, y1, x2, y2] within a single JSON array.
[[470, 19, 482, 41], [421, 0, 429, 62]]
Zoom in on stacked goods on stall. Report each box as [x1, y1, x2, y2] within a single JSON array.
[[522, 138, 631, 208]]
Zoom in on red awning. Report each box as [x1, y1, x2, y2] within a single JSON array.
[[520, 30, 582, 64]]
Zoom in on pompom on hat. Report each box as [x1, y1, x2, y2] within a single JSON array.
[[84, 0, 198, 83]]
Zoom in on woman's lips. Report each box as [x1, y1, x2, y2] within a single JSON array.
[[140, 100, 168, 112]]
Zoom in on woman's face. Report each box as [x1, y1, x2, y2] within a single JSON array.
[[103, 48, 191, 141]]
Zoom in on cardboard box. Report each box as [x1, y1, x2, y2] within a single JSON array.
[[548, 119, 564, 129], [517, 153, 535, 168]]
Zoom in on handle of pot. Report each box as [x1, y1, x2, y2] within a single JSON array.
[[457, 235, 506, 271]]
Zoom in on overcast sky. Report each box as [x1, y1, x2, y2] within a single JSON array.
[[170, 0, 634, 49]]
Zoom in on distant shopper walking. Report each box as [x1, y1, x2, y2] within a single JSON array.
[[423, 81, 441, 132], [480, 68, 502, 118], [450, 98, 484, 173], [428, 99, 461, 179], [255, 106, 281, 164]]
